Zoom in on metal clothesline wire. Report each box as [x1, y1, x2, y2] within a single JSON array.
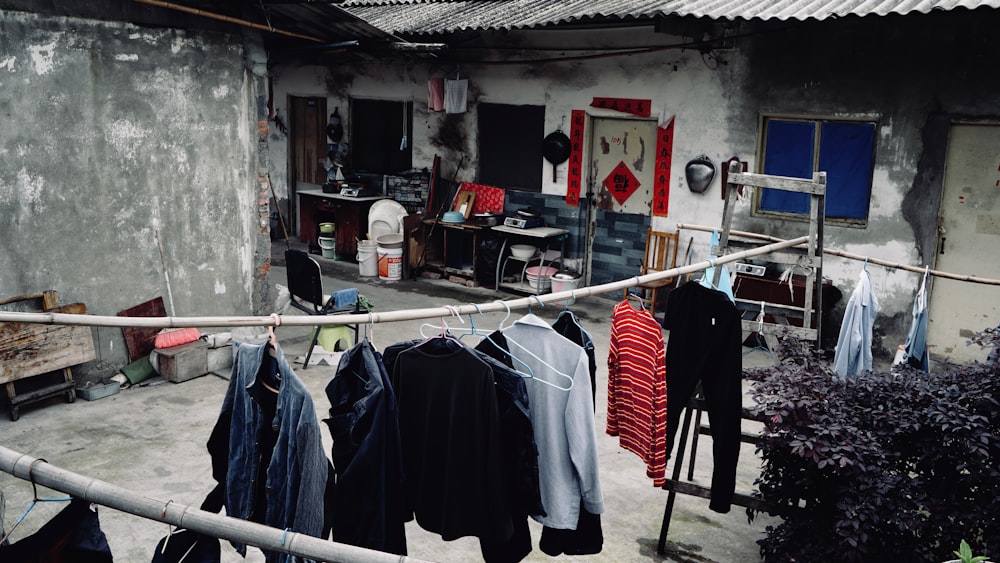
[[0, 446, 427, 562], [0, 236, 810, 329], [677, 222, 1000, 286]]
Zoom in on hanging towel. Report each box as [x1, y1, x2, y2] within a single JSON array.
[[444, 78, 468, 114], [428, 77, 445, 112], [833, 269, 880, 380]]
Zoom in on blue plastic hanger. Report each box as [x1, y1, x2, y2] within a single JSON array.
[[0, 459, 71, 544]]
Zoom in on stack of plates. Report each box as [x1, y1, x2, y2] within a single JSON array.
[[441, 211, 466, 223]]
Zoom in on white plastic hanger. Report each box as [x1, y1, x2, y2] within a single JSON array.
[[416, 305, 464, 346], [502, 333, 575, 391], [627, 292, 647, 311], [503, 303, 575, 391]]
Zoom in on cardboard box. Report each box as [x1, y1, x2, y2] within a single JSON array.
[[156, 340, 209, 383]]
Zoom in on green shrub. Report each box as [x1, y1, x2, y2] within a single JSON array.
[[747, 328, 1000, 562]]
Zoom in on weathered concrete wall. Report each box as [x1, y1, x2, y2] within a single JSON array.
[[0, 9, 263, 381], [268, 9, 1000, 356]]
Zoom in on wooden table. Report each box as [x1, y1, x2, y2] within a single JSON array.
[[421, 219, 493, 283], [297, 189, 387, 261], [492, 225, 570, 295]]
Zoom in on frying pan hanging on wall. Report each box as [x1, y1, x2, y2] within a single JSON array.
[[543, 129, 572, 182]]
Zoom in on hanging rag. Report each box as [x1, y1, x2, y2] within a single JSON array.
[[833, 269, 880, 379], [444, 78, 468, 114], [702, 230, 735, 303], [901, 268, 930, 371], [428, 77, 445, 112]]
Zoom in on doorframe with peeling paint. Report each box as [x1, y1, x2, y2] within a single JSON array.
[[583, 115, 659, 286], [925, 122, 1000, 366]]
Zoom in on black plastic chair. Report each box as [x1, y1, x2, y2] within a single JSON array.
[[285, 249, 359, 369]]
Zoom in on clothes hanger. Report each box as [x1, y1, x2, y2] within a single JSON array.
[[503, 299, 575, 391], [0, 459, 72, 544], [699, 258, 723, 291], [494, 299, 513, 331], [258, 314, 281, 393], [416, 305, 464, 347], [557, 296, 588, 334], [501, 335, 574, 391], [627, 291, 647, 311], [470, 300, 537, 380]]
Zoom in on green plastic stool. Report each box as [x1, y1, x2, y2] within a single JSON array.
[[311, 325, 354, 352]]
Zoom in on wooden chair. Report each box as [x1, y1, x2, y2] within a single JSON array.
[[285, 249, 360, 369], [624, 228, 680, 314]]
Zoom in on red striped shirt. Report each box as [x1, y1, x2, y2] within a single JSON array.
[[607, 300, 667, 486]]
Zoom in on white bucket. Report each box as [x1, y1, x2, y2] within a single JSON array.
[[377, 246, 403, 281], [551, 272, 582, 304], [358, 244, 378, 277], [318, 236, 337, 259]]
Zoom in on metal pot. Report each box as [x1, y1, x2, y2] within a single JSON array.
[[543, 130, 572, 181], [473, 212, 502, 227]]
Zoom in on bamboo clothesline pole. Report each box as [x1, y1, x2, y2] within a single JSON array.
[[677, 222, 1000, 286], [0, 445, 429, 563], [0, 236, 810, 329]]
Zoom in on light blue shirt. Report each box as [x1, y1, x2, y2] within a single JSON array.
[[502, 314, 605, 529], [834, 270, 880, 379]]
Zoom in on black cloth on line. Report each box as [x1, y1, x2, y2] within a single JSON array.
[[0, 498, 113, 563]]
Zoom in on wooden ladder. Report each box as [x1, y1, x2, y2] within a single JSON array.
[[657, 162, 826, 553]]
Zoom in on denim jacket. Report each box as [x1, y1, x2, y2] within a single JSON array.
[[221, 341, 328, 561]]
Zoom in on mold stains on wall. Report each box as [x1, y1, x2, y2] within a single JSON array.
[[902, 112, 948, 266], [324, 65, 353, 98], [429, 112, 467, 153]]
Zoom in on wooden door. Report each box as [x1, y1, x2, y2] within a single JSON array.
[[582, 117, 658, 283], [290, 96, 327, 235], [926, 123, 1000, 364]]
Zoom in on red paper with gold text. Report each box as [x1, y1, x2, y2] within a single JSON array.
[[566, 109, 585, 206], [590, 97, 652, 117], [653, 117, 675, 217]]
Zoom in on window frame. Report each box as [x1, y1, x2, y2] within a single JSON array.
[[477, 102, 545, 192], [753, 113, 879, 228], [348, 97, 413, 174]]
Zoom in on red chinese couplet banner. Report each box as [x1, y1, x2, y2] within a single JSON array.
[[566, 109, 585, 206], [590, 97, 652, 117], [653, 116, 675, 217]]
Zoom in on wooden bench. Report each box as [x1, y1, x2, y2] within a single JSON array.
[[0, 291, 96, 421]]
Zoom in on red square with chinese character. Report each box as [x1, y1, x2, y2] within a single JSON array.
[[602, 161, 640, 205]]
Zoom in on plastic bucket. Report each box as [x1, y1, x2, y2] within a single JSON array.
[[551, 271, 582, 304], [526, 265, 557, 293], [319, 222, 335, 234], [318, 236, 337, 259], [376, 233, 404, 250], [357, 244, 378, 277], [377, 246, 403, 281]]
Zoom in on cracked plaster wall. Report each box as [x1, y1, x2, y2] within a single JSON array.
[[0, 9, 262, 381]]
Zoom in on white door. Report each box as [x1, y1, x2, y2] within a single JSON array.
[[583, 117, 658, 282], [926, 123, 1000, 364]]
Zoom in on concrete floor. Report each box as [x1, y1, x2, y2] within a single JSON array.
[[0, 240, 782, 562]]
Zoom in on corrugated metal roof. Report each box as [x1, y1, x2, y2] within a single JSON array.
[[339, 0, 1000, 34]]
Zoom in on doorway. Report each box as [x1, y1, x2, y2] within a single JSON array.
[[582, 116, 658, 285], [289, 96, 327, 237], [926, 123, 1000, 364]]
